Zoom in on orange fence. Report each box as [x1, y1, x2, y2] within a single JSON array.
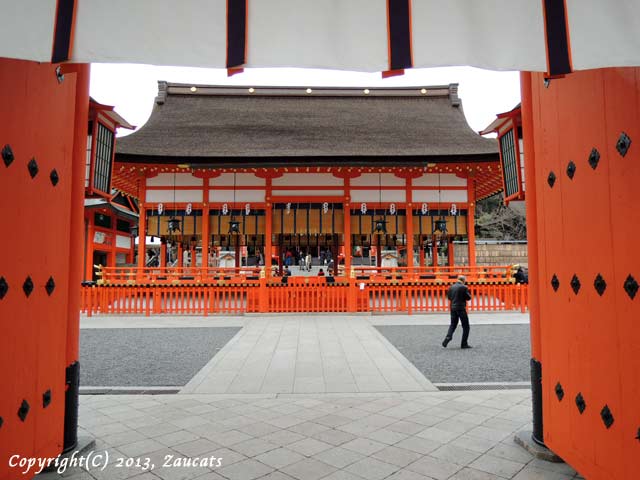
[[81, 278, 528, 316]]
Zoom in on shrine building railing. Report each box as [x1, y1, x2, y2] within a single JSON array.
[[80, 265, 528, 316]]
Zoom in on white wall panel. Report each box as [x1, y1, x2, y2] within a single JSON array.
[[412, 190, 468, 203], [210, 189, 265, 203], [413, 173, 467, 187], [211, 173, 266, 187], [272, 190, 343, 197], [116, 235, 132, 249], [146, 190, 202, 203], [351, 173, 405, 187], [272, 173, 343, 187], [350, 190, 405, 202], [147, 173, 203, 187]]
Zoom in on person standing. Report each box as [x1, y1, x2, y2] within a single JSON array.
[[443, 275, 472, 349]]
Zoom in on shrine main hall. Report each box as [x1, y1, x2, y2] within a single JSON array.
[[113, 82, 504, 275]]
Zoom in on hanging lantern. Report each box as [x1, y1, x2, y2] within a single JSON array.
[[421, 203, 429, 215], [168, 218, 181, 233], [222, 203, 229, 215], [322, 202, 329, 214], [228, 220, 241, 234], [186, 203, 192, 215], [435, 218, 447, 233], [286, 202, 292, 215], [360, 202, 367, 214], [389, 203, 396, 215], [245, 203, 251, 215], [450, 204, 457, 215], [157, 203, 164, 215], [374, 218, 387, 233]]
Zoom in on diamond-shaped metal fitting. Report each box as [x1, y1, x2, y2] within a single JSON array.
[[593, 274, 607, 296], [27, 157, 39, 178], [588, 148, 600, 170], [555, 382, 564, 401], [566, 161, 576, 180], [0, 276, 8, 299], [18, 400, 30, 422], [2, 144, 14, 167], [616, 132, 631, 158], [45, 277, 55, 296], [575, 393, 586, 414], [570, 274, 581, 295], [624, 275, 638, 300], [551, 274, 560, 292], [50, 169, 59, 186], [601, 405, 614, 429], [23, 277, 34, 297], [43, 390, 51, 408], [547, 171, 557, 188]]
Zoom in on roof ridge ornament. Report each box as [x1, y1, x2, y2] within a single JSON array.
[[156, 81, 168, 105]]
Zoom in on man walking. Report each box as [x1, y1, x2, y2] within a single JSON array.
[[442, 275, 473, 349]]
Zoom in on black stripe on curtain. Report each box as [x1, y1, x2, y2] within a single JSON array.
[[543, 0, 572, 75], [227, 0, 247, 68], [387, 0, 412, 71], [51, 0, 75, 63]]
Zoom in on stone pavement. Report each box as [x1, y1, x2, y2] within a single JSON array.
[[39, 390, 583, 480], [181, 316, 436, 395], [35, 312, 584, 479]]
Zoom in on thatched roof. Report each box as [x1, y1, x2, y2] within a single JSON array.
[[116, 82, 497, 166]]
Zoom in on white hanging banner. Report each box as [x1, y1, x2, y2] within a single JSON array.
[[157, 203, 163, 215], [2, 0, 640, 73]]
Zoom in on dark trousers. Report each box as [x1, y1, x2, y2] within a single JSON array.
[[446, 308, 470, 346]]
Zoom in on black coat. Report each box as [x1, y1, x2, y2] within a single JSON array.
[[447, 282, 471, 310]]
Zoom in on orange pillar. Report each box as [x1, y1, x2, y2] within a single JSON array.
[[466, 177, 477, 266], [65, 62, 90, 452], [85, 216, 94, 281], [520, 70, 544, 445], [405, 178, 414, 269], [178, 243, 183, 267], [160, 239, 167, 268], [202, 205, 210, 270], [265, 179, 273, 278], [344, 200, 351, 275], [137, 179, 147, 269]]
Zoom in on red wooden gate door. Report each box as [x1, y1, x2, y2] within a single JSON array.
[[0, 59, 79, 478], [525, 68, 640, 479]]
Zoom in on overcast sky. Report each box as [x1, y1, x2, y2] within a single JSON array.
[[89, 64, 521, 137]]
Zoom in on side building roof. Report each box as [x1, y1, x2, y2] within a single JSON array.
[[116, 82, 498, 166]]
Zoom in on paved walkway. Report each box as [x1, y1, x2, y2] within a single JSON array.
[[39, 390, 583, 480], [181, 316, 436, 395], [35, 312, 585, 479]]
